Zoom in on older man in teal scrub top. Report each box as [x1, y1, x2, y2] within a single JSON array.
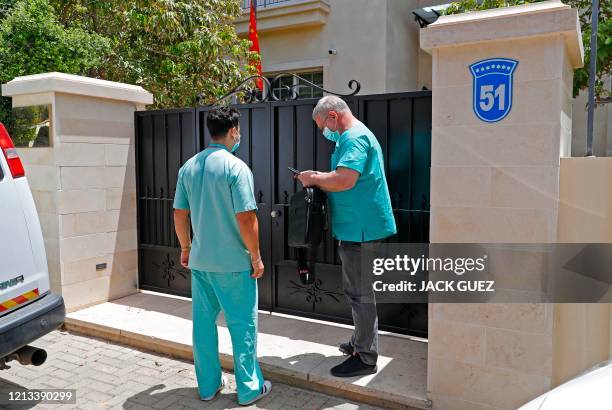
[[297, 96, 396, 378], [173, 107, 271, 405]]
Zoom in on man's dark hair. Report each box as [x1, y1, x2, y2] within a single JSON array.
[[206, 107, 240, 139]]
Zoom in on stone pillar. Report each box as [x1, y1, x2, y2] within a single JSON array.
[[2, 73, 152, 312], [420, 1, 588, 409]]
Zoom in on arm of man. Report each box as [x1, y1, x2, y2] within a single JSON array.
[[235, 211, 264, 279], [173, 209, 191, 268], [231, 163, 264, 279], [297, 134, 367, 192], [297, 167, 359, 192], [173, 169, 192, 268]]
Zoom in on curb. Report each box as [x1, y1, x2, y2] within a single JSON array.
[[63, 318, 431, 410]]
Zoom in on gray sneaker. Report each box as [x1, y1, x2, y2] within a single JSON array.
[[200, 375, 226, 401], [239, 380, 272, 406]]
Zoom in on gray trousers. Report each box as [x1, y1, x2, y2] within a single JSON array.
[[338, 240, 379, 365]]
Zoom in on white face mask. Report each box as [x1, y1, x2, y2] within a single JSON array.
[[322, 127, 340, 142]]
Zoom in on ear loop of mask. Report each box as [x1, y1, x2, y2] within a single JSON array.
[[231, 127, 241, 153]]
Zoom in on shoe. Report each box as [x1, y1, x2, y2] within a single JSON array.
[[200, 375, 226, 401], [330, 354, 377, 377], [239, 380, 272, 406], [339, 342, 354, 356]]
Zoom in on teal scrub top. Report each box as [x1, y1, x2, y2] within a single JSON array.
[[173, 143, 257, 272], [329, 121, 397, 242]]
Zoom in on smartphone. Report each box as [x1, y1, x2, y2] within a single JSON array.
[[288, 166, 301, 175]]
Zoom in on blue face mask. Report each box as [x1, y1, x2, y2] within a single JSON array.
[[322, 127, 340, 142], [231, 133, 241, 153]]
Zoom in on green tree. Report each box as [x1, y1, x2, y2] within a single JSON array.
[[568, 0, 611, 100], [51, 0, 256, 108], [444, 0, 611, 100], [0, 0, 16, 20], [0, 0, 110, 137]]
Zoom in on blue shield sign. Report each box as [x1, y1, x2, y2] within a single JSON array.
[[469, 58, 518, 123]]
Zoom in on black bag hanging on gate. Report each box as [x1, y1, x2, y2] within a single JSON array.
[[287, 187, 328, 285]]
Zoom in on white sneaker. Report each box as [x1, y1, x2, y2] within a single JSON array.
[[200, 375, 227, 401], [239, 380, 272, 406]]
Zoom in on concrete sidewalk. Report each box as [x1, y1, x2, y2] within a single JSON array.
[[1, 331, 383, 409], [64, 291, 429, 409]]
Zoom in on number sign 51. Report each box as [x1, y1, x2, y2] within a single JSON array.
[[469, 58, 518, 123]]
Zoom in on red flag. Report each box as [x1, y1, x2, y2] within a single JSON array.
[[248, 0, 263, 90]]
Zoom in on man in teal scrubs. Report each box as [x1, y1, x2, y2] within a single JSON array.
[[297, 96, 396, 377], [173, 107, 271, 405]]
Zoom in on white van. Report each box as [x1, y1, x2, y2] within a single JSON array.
[[0, 123, 65, 368]]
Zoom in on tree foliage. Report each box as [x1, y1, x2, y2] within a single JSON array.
[[0, 0, 255, 128], [569, 0, 611, 100], [50, 0, 256, 108], [444, 0, 611, 100], [0, 0, 109, 133], [0, 0, 16, 20]]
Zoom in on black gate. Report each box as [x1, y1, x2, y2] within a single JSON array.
[[135, 91, 431, 337]]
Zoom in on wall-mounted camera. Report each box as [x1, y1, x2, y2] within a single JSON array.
[[328, 48, 337, 55]]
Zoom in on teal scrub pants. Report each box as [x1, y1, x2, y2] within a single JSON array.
[[191, 269, 264, 403]]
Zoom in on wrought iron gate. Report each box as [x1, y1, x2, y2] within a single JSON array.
[[135, 91, 431, 337]]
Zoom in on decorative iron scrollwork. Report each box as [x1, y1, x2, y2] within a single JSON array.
[[156, 253, 189, 287], [198, 73, 361, 107], [287, 278, 344, 305]]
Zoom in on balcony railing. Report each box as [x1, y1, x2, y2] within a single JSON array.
[[235, 0, 329, 34], [241, 0, 294, 10]]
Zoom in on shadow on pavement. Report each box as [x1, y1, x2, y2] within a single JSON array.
[[0, 377, 39, 409], [123, 383, 237, 409]]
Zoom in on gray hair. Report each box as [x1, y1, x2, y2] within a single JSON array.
[[312, 95, 350, 121]]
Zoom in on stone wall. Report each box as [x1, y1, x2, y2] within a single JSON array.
[[3, 73, 152, 312], [556, 157, 612, 385], [421, 1, 588, 408]]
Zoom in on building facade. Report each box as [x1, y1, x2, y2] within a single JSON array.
[[234, 0, 610, 156]]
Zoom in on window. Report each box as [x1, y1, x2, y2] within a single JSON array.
[[10, 105, 51, 147], [266, 70, 323, 100], [268, 74, 295, 101]]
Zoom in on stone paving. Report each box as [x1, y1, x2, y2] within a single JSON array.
[[0, 330, 381, 410]]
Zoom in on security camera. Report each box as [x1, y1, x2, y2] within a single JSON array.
[[328, 48, 337, 55]]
